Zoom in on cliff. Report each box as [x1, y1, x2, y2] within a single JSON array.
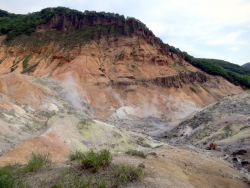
[[0, 31, 242, 120]]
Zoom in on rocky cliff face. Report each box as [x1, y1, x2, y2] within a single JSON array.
[[0, 22, 242, 159], [0, 25, 242, 120], [35, 13, 169, 50]]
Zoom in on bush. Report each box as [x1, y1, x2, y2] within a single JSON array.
[[189, 87, 197, 93], [22, 54, 32, 70], [0, 164, 25, 188], [125, 150, 147, 158], [69, 150, 86, 161], [81, 149, 112, 172], [0, 165, 16, 188], [112, 164, 143, 185], [22, 153, 50, 173]]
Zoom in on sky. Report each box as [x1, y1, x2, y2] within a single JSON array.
[[1, 0, 250, 65]]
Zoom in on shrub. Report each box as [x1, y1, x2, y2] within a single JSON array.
[[22, 153, 50, 173], [69, 150, 86, 161], [0, 164, 25, 188], [112, 164, 143, 186], [80, 149, 112, 172], [22, 54, 32, 69], [0, 165, 16, 188], [189, 87, 197, 93], [70, 176, 92, 188], [125, 150, 147, 158]]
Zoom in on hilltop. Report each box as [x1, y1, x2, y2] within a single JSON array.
[[242, 62, 250, 69]]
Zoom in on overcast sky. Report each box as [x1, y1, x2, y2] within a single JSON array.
[[1, 0, 250, 65]]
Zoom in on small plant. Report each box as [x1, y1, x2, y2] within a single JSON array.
[[79, 149, 112, 172], [50, 176, 92, 188], [21, 61, 40, 74], [0, 165, 16, 188], [0, 56, 7, 64], [69, 150, 85, 161], [98, 67, 105, 72], [70, 176, 92, 188], [189, 86, 197, 93], [112, 164, 143, 186], [125, 150, 147, 158], [0, 164, 25, 188], [130, 48, 136, 55], [22, 54, 32, 69], [22, 153, 50, 173], [77, 119, 94, 129], [177, 60, 183, 66]]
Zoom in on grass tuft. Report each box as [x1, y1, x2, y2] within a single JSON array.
[[0, 165, 16, 188], [69, 150, 86, 161], [189, 86, 197, 93], [81, 149, 112, 172], [125, 150, 147, 158], [112, 164, 143, 185], [22, 152, 50, 173], [0, 164, 25, 188], [70, 149, 112, 173]]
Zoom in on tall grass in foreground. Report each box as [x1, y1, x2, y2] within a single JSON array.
[[70, 149, 112, 172], [22, 152, 51, 173], [125, 150, 147, 158], [0, 150, 144, 188]]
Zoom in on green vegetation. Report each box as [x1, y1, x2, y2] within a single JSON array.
[[77, 119, 94, 129], [242, 62, 250, 69], [69, 150, 86, 161], [0, 56, 7, 64], [10, 66, 17, 72], [0, 164, 24, 188], [125, 149, 147, 158], [180, 52, 250, 88], [163, 44, 250, 89], [98, 67, 105, 72], [0, 150, 143, 187], [22, 54, 32, 69], [22, 152, 50, 173], [21, 61, 40, 74], [69, 150, 144, 187], [0, 7, 127, 41], [72, 149, 112, 172], [176, 60, 183, 66], [112, 164, 143, 185], [189, 87, 197, 93], [199, 58, 250, 76], [69, 149, 112, 172], [0, 153, 50, 188]]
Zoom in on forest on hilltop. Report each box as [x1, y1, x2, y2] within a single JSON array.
[[242, 62, 250, 69]]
